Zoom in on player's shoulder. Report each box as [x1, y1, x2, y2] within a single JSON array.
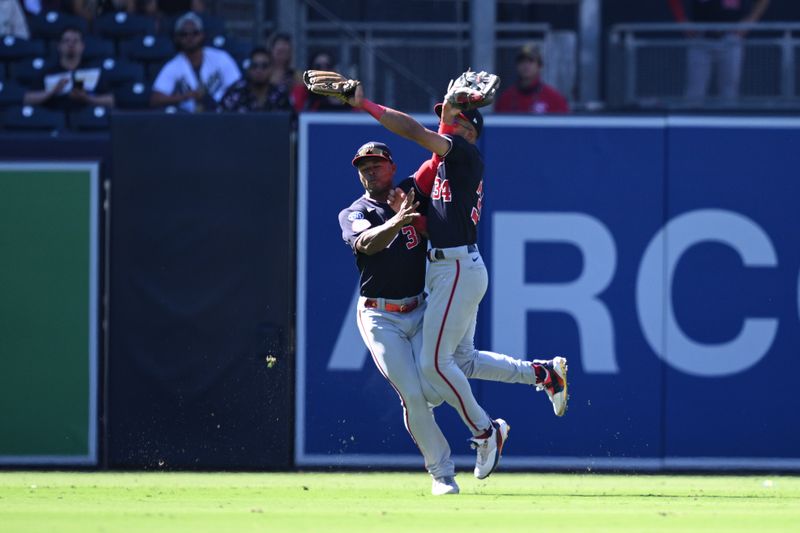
[[339, 196, 369, 217], [447, 133, 479, 157]]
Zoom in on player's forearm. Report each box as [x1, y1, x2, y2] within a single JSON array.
[[369, 104, 427, 144], [361, 98, 429, 143], [355, 219, 404, 255]]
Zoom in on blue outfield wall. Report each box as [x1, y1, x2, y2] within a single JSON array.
[[296, 114, 800, 471]]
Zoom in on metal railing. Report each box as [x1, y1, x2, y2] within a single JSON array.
[[608, 22, 800, 109], [300, 0, 552, 112]]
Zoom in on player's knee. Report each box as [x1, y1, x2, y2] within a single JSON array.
[[403, 388, 431, 410], [453, 346, 478, 377], [420, 379, 444, 407], [419, 358, 439, 382]]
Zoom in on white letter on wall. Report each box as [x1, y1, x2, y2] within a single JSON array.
[[637, 209, 778, 377], [492, 212, 618, 373]]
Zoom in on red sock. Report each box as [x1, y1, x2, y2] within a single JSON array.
[[474, 425, 493, 439], [533, 363, 548, 383]]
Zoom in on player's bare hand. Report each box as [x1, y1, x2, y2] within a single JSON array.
[[391, 188, 419, 226], [387, 187, 405, 212]]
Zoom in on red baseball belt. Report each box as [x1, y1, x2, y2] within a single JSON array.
[[364, 296, 421, 313]]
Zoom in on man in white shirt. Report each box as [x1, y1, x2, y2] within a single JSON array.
[[150, 11, 240, 113]]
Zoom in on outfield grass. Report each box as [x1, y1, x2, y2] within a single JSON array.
[[1, 472, 799, 532]]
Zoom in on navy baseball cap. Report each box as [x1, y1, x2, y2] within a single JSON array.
[[434, 103, 483, 138], [352, 141, 394, 167]]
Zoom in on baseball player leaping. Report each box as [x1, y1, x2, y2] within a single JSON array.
[[318, 69, 568, 492]]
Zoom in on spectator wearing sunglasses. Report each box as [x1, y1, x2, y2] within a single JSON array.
[[150, 11, 240, 112], [218, 47, 293, 112]]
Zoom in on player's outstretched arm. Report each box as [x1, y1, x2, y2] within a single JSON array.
[[355, 189, 420, 255], [347, 89, 451, 157]]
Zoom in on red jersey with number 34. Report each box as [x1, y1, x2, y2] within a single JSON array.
[[416, 134, 484, 248]]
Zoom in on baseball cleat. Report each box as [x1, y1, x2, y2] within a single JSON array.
[[470, 418, 510, 480], [533, 356, 568, 416], [431, 475, 460, 495]]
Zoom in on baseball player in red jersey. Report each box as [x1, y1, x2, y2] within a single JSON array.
[[344, 79, 568, 481]]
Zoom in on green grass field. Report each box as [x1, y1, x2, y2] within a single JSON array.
[[1, 472, 799, 532]]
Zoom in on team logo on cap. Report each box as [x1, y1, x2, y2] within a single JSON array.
[[348, 211, 365, 221]]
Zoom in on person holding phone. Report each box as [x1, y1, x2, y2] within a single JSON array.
[[24, 26, 115, 111]]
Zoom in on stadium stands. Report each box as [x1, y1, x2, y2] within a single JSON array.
[[0, 6, 239, 132], [27, 11, 88, 41], [0, 80, 25, 108], [68, 105, 110, 131], [2, 104, 65, 132]]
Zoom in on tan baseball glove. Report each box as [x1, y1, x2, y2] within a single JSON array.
[[302, 70, 361, 102]]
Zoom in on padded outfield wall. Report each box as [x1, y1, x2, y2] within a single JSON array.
[[295, 114, 800, 471], [0, 162, 100, 465]]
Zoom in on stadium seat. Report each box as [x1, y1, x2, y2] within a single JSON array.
[[68, 106, 110, 131], [114, 82, 151, 109], [209, 35, 251, 62], [145, 61, 166, 83], [119, 35, 174, 64], [200, 14, 227, 40], [8, 57, 53, 89], [100, 58, 145, 88], [157, 14, 177, 36], [28, 11, 88, 41], [81, 35, 116, 63], [94, 12, 157, 44], [0, 80, 25, 108], [2, 105, 65, 132], [0, 36, 46, 62]]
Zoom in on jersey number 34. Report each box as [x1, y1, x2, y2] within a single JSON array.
[[431, 177, 452, 202]]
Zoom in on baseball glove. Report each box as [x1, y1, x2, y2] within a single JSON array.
[[302, 70, 361, 102], [444, 69, 500, 110]]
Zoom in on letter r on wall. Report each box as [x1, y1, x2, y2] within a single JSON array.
[[491, 212, 619, 373]]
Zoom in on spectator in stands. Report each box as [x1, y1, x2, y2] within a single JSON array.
[[265, 32, 300, 110], [1, 0, 30, 38], [668, 0, 771, 103], [23, 25, 115, 109], [150, 11, 240, 112], [495, 44, 569, 114], [218, 47, 294, 112], [293, 51, 350, 112]]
